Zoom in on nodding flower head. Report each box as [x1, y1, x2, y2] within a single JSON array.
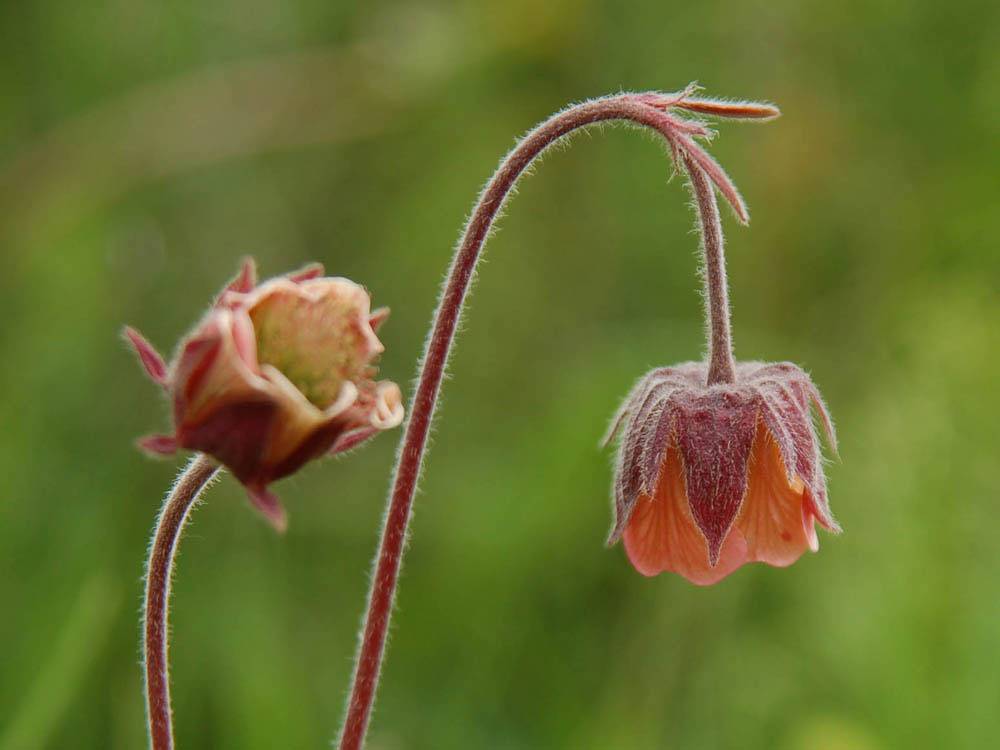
[[125, 259, 404, 531], [591, 89, 838, 585], [604, 361, 839, 585]]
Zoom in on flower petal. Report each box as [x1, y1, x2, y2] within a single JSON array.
[[370, 381, 404, 429], [623, 447, 747, 584], [748, 368, 839, 533], [247, 278, 383, 409], [258, 377, 372, 481], [254, 367, 355, 466], [172, 310, 272, 422], [735, 424, 816, 567], [758, 393, 798, 485], [229, 308, 260, 371], [803, 499, 820, 553]]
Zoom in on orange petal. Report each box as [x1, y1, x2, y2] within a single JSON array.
[[623, 447, 747, 585], [735, 425, 816, 567]]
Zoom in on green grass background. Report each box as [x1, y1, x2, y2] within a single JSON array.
[[1, 1, 997, 748]]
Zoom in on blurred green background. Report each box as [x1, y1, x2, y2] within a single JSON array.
[[1, 1, 997, 748]]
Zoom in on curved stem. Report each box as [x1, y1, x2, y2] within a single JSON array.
[[337, 92, 753, 749], [144, 454, 220, 750], [684, 153, 737, 385]]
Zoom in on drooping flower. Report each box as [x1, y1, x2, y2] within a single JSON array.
[[604, 361, 838, 584], [125, 259, 404, 531]]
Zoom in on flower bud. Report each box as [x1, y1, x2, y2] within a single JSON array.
[[604, 361, 838, 584], [125, 259, 404, 531]]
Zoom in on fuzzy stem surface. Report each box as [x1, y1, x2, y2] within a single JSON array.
[[337, 92, 746, 749], [684, 153, 737, 385], [144, 454, 219, 750]]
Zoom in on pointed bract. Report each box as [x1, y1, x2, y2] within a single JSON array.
[[215, 257, 257, 303], [286, 262, 325, 284], [124, 327, 169, 387], [137, 434, 179, 455], [369, 307, 391, 333], [672, 389, 757, 564], [246, 484, 288, 534]]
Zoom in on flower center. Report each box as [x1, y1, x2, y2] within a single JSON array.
[[249, 285, 374, 409]]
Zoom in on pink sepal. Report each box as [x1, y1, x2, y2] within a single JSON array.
[[330, 427, 380, 455], [369, 307, 391, 333], [246, 484, 288, 533], [137, 434, 179, 455], [286, 262, 325, 283], [216, 258, 257, 302], [124, 327, 169, 387]]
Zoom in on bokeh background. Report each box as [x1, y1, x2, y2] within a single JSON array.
[[1, 1, 997, 748]]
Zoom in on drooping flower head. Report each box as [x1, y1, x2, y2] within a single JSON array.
[[604, 362, 839, 585], [601, 87, 839, 584], [125, 259, 404, 531]]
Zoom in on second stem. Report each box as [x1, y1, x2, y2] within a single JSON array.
[[339, 93, 742, 749]]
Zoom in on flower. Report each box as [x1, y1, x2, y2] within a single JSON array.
[[604, 361, 839, 584], [125, 259, 404, 531]]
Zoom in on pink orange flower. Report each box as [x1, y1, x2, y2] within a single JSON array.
[[604, 361, 839, 584], [125, 259, 404, 531]]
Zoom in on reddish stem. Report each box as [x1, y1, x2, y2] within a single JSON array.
[[144, 454, 219, 750], [684, 153, 737, 385], [337, 93, 744, 748]]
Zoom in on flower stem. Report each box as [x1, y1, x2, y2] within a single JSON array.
[[337, 92, 751, 749], [144, 454, 219, 750], [684, 153, 737, 385]]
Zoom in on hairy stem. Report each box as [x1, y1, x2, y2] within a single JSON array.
[[336, 92, 753, 749], [685, 153, 737, 385], [144, 454, 220, 750]]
